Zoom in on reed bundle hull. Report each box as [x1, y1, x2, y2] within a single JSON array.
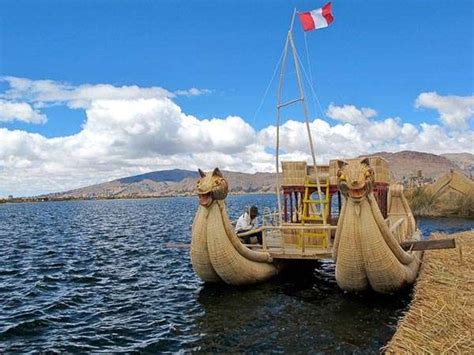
[[333, 193, 421, 294], [333, 159, 422, 294], [191, 169, 278, 285], [191, 202, 279, 285]]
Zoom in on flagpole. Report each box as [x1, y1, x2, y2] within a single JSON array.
[[287, 8, 324, 214], [288, 31, 324, 214], [275, 4, 333, 224], [289, 8, 297, 33]]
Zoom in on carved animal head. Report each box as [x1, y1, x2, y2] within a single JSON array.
[[337, 158, 374, 201], [196, 168, 229, 206]]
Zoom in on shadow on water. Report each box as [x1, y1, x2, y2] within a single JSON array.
[[0, 195, 472, 352], [193, 260, 412, 353]]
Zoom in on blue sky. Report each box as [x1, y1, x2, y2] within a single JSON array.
[[2, 0, 473, 131], [0, 0, 473, 196]]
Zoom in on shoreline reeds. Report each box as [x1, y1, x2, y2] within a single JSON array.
[[384, 231, 474, 353]]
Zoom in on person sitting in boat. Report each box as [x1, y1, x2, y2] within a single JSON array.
[[235, 206, 263, 244]]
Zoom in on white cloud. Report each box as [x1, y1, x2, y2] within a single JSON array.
[[415, 92, 474, 128], [399, 123, 419, 143], [326, 103, 377, 125], [0, 93, 257, 196], [0, 76, 209, 109], [0, 77, 472, 197], [0, 100, 47, 123], [367, 118, 402, 142], [396, 123, 474, 154], [174, 88, 212, 96], [258, 118, 371, 161]]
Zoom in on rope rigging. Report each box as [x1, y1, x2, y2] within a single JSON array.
[[275, 9, 326, 222]]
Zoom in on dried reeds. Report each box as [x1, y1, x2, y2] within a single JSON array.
[[452, 194, 474, 218], [281, 226, 329, 248], [384, 231, 474, 354], [334, 192, 421, 294], [281, 161, 307, 186], [205, 201, 278, 285], [407, 186, 474, 218], [406, 187, 438, 216]]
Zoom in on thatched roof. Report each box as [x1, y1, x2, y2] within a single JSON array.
[[426, 170, 473, 198]]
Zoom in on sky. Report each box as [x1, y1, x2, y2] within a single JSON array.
[[0, 0, 473, 197]]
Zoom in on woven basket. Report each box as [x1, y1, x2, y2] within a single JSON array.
[[282, 161, 307, 186], [307, 165, 329, 183], [369, 157, 390, 184]]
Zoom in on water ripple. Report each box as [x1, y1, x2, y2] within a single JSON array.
[[0, 196, 472, 352]]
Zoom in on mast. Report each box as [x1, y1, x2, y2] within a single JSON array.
[[275, 8, 324, 222], [275, 9, 295, 224]]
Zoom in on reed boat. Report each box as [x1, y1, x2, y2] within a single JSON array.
[[190, 6, 433, 293], [191, 168, 279, 285], [191, 156, 423, 293]]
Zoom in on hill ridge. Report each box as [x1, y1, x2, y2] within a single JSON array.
[[44, 151, 473, 199]]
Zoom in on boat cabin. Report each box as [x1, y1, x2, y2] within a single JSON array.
[[255, 157, 390, 260]]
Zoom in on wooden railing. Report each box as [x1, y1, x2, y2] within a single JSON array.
[[389, 218, 406, 243]]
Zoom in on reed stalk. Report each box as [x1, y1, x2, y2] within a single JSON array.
[[384, 231, 474, 353]]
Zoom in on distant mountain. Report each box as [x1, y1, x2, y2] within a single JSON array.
[[365, 151, 471, 181], [117, 169, 198, 184], [46, 170, 276, 199], [441, 153, 474, 177], [44, 151, 473, 200]]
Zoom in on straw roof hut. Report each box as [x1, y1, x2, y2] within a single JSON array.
[[422, 170, 474, 217], [426, 170, 473, 200]]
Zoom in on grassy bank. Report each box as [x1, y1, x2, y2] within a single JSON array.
[[384, 231, 474, 353]]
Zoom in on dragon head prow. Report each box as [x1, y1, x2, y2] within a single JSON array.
[[196, 168, 229, 206], [337, 157, 374, 202]]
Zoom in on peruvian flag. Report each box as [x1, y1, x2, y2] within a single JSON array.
[[298, 2, 334, 31]]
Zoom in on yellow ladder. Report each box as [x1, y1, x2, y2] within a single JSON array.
[[299, 175, 330, 249], [301, 175, 330, 223]]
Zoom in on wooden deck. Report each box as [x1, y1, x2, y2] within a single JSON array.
[[268, 248, 333, 260], [246, 230, 334, 260]]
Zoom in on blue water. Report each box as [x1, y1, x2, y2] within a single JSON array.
[[0, 195, 472, 352]]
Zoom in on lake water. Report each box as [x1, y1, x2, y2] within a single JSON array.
[[1, 195, 472, 353]]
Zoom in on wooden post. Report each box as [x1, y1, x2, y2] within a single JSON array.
[[400, 238, 456, 251], [327, 192, 332, 223], [294, 191, 299, 222], [337, 191, 342, 219]]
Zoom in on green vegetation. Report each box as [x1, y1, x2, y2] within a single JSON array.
[[451, 194, 474, 218], [406, 187, 439, 216], [406, 187, 473, 218]]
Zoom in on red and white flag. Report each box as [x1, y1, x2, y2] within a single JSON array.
[[298, 2, 334, 32]]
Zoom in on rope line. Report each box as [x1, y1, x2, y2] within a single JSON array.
[[303, 32, 314, 87], [303, 32, 319, 120], [294, 44, 327, 122], [251, 41, 287, 127]]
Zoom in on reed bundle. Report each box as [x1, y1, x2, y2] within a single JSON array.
[[384, 231, 474, 353], [281, 161, 307, 186], [282, 226, 329, 248]]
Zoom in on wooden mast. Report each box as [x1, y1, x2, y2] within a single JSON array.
[[275, 8, 324, 222]]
